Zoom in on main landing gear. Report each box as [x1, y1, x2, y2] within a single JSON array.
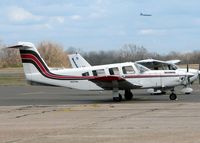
[[169, 93, 177, 100], [124, 90, 133, 101], [113, 93, 122, 102], [112, 89, 133, 102]]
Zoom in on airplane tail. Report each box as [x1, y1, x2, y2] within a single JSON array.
[[7, 42, 50, 82], [68, 53, 91, 68]]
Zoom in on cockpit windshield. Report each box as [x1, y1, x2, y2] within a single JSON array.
[[135, 63, 150, 73], [169, 64, 178, 70]]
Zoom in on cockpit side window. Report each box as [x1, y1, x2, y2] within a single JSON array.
[[135, 64, 149, 73], [122, 66, 135, 74], [169, 64, 177, 70], [138, 62, 153, 70]]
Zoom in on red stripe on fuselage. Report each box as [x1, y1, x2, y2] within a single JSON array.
[[22, 54, 48, 75], [21, 53, 186, 80], [21, 54, 93, 80]]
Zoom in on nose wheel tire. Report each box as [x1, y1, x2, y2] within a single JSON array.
[[169, 93, 177, 100], [113, 94, 122, 102]]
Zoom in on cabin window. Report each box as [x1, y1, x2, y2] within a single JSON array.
[[92, 70, 97, 76], [122, 66, 135, 74], [92, 69, 105, 76], [109, 67, 120, 75], [82, 72, 89, 76]]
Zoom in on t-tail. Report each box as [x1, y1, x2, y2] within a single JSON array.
[[7, 42, 96, 88], [7, 42, 52, 85]]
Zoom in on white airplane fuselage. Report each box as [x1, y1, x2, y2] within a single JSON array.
[[25, 62, 186, 91]]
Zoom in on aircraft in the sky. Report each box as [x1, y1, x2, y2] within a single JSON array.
[[8, 42, 195, 102], [68, 54, 200, 95], [140, 13, 152, 16]]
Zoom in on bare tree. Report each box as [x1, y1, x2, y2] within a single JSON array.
[[118, 44, 148, 62], [37, 41, 70, 68], [0, 44, 21, 68], [0, 40, 200, 68]]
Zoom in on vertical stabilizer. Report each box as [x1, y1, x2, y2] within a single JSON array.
[[7, 42, 50, 81], [68, 53, 91, 68]]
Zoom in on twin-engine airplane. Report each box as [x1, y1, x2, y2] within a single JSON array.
[[8, 42, 195, 102]]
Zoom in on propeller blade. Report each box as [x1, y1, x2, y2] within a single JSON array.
[[199, 63, 200, 84], [187, 64, 189, 72], [185, 64, 192, 86]]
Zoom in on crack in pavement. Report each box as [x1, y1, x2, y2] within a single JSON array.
[[81, 103, 185, 128], [15, 109, 58, 119]]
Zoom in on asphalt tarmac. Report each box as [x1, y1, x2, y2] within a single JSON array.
[[1, 85, 200, 143], [0, 85, 200, 106]]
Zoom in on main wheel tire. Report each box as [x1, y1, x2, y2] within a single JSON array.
[[169, 93, 177, 100], [124, 90, 133, 100], [113, 94, 122, 102]]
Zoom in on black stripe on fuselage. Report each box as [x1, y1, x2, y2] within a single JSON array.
[[22, 59, 48, 78], [22, 58, 86, 80], [20, 50, 50, 73]]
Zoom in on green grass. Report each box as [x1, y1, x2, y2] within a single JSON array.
[[0, 68, 27, 86]]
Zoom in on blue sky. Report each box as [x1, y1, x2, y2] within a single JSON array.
[[0, 0, 200, 53]]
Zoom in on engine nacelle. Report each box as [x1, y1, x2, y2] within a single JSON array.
[[181, 87, 193, 94]]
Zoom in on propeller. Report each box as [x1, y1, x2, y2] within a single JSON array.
[[199, 63, 200, 84], [181, 63, 193, 94], [186, 63, 190, 85]]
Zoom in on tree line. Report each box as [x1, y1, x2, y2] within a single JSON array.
[[73, 44, 200, 66], [0, 41, 200, 68]]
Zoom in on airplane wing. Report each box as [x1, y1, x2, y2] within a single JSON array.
[[136, 59, 179, 70], [136, 59, 166, 64], [89, 76, 142, 90], [166, 60, 181, 64], [137, 59, 180, 65]]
